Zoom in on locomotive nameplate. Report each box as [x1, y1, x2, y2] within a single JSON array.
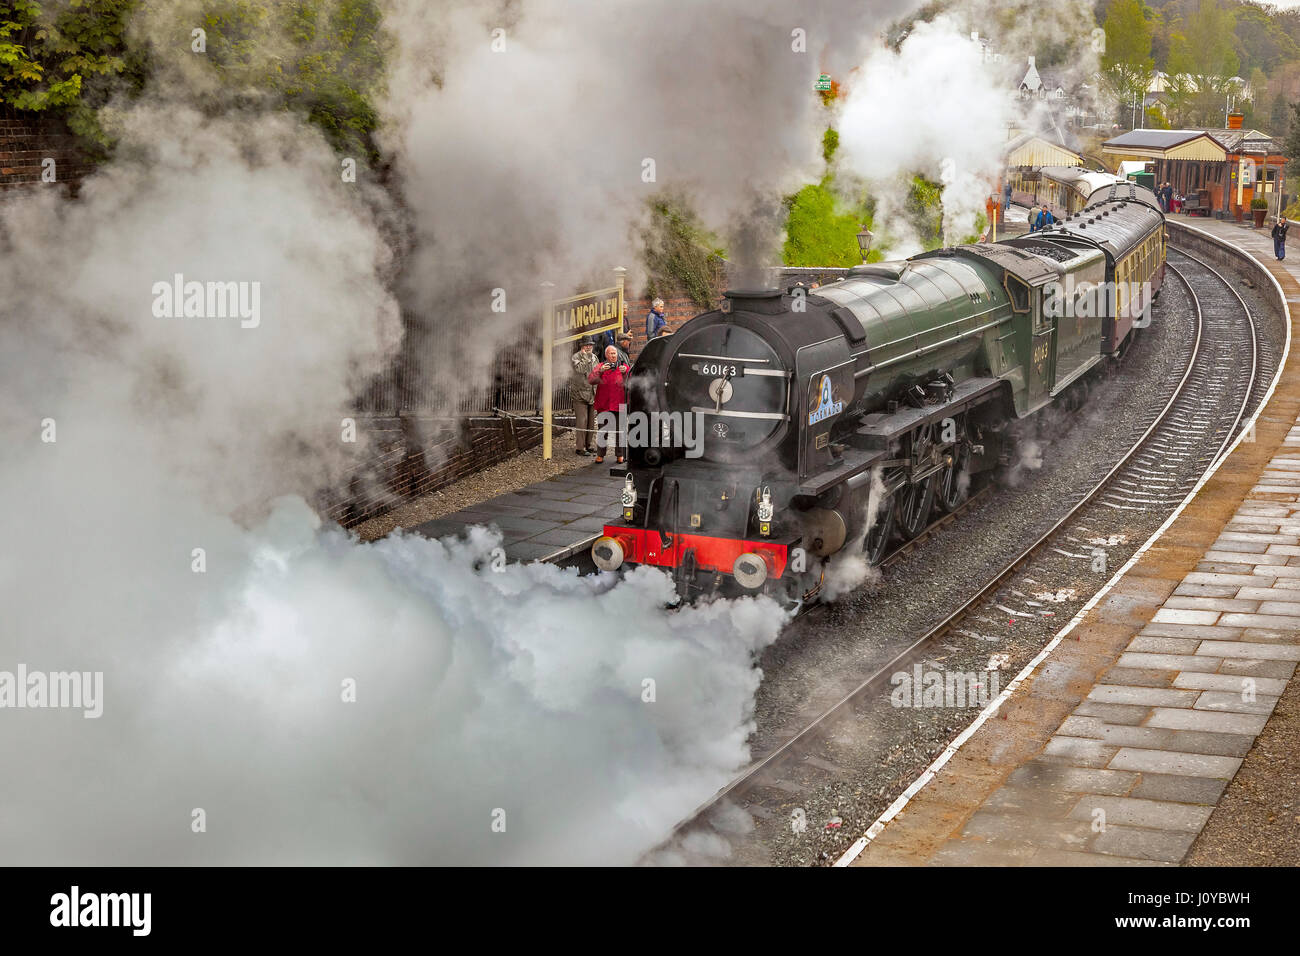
[[800, 360, 855, 477]]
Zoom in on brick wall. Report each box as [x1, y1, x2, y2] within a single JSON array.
[[624, 293, 709, 347], [0, 108, 95, 193], [622, 267, 852, 356]]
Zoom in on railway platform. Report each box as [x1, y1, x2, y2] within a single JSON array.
[[843, 214, 1300, 867], [408, 461, 621, 563]]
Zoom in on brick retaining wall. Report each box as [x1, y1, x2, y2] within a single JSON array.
[[0, 108, 95, 192]]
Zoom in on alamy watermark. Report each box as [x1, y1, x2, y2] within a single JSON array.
[[151, 273, 261, 328], [0, 665, 103, 718], [890, 663, 1000, 708], [595, 408, 705, 458], [1042, 276, 1154, 330]]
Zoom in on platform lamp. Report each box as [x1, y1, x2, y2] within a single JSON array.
[[856, 225, 874, 262]]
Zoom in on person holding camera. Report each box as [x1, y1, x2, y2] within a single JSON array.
[[586, 345, 630, 464]]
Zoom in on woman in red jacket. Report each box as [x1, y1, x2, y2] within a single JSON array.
[[587, 345, 631, 463]]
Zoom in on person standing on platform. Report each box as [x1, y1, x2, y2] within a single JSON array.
[[1273, 216, 1289, 260], [646, 298, 667, 339], [1003, 181, 1012, 212], [1037, 204, 1054, 229], [615, 333, 634, 366], [570, 338, 599, 455], [588, 345, 631, 464]]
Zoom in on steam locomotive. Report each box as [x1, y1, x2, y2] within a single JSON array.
[[591, 179, 1165, 606]]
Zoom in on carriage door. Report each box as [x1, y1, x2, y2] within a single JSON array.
[[1027, 286, 1055, 409]]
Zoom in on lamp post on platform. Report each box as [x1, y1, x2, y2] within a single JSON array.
[[856, 225, 874, 262]]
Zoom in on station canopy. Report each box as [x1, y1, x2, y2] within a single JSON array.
[[1004, 132, 1084, 168], [1102, 129, 1230, 161]]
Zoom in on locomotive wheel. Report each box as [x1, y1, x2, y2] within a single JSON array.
[[895, 476, 936, 540], [937, 447, 970, 513], [864, 495, 895, 566]]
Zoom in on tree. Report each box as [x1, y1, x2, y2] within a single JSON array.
[[196, 0, 388, 159], [1244, 66, 1270, 128], [1234, 4, 1297, 76], [1271, 93, 1290, 138], [0, 0, 386, 159], [1167, 0, 1240, 93], [1101, 0, 1156, 125], [1283, 102, 1300, 177], [642, 196, 727, 307]]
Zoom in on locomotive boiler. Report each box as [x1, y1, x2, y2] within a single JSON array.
[[591, 185, 1165, 606]]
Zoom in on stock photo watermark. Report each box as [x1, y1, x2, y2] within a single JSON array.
[[151, 274, 261, 328], [0, 665, 102, 718]]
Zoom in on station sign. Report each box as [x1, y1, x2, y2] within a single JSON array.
[[816, 73, 832, 91], [551, 286, 623, 345]]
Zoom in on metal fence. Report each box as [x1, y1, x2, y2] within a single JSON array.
[[355, 322, 573, 418]]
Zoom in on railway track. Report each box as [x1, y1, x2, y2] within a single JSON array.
[[652, 244, 1270, 866]]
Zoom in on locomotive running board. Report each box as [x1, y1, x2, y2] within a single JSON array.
[[796, 446, 889, 498], [850, 376, 1004, 450]]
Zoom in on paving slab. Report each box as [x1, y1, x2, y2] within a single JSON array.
[[1107, 748, 1243, 779], [406, 460, 622, 564]]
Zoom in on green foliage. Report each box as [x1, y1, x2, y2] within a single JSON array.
[[1251, 196, 1269, 209], [821, 127, 839, 166], [198, 0, 388, 159], [905, 175, 944, 251], [642, 196, 727, 308], [1283, 102, 1300, 178], [1232, 4, 1297, 76], [1271, 94, 1290, 140], [0, 0, 386, 160], [1145, 103, 1171, 129], [782, 178, 875, 267], [1, 0, 138, 142]]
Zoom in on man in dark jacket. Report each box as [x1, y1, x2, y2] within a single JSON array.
[[615, 333, 633, 366], [646, 298, 667, 339], [1273, 216, 1289, 260]]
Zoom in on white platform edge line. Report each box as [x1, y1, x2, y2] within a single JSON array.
[[833, 222, 1293, 867]]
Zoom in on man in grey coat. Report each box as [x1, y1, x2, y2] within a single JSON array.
[[570, 338, 599, 454]]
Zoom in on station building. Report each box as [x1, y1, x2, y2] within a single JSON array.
[[1003, 131, 1085, 208], [1101, 114, 1288, 218]]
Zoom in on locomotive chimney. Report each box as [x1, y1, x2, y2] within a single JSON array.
[[721, 288, 786, 315]]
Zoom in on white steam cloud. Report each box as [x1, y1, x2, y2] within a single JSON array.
[[836, 15, 1017, 254], [377, 0, 916, 404], [0, 0, 1106, 864], [0, 0, 802, 865]]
